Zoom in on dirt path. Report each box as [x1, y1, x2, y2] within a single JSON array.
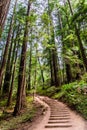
[[29, 96, 86, 130]]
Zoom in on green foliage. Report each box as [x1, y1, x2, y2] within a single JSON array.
[[52, 74, 87, 119], [71, 0, 87, 23], [28, 12, 37, 25], [0, 99, 7, 107], [81, 73, 87, 82], [0, 109, 35, 130], [37, 86, 58, 97], [64, 33, 77, 42], [37, 74, 87, 119], [0, 96, 35, 130], [41, 12, 50, 26]]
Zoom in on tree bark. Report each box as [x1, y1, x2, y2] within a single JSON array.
[[49, 50, 55, 86], [7, 26, 21, 106], [3, 29, 15, 95], [7, 45, 18, 106], [0, 0, 11, 37], [67, 0, 87, 71], [58, 10, 73, 83], [13, 1, 31, 116], [47, 1, 60, 87], [38, 57, 45, 89], [65, 64, 72, 83], [0, 0, 17, 89], [50, 22, 60, 87], [28, 30, 32, 90], [0, 16, 13, 89]]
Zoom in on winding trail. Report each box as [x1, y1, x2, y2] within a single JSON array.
[[29, 96, 86, 130]]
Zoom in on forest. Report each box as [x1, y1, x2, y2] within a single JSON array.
[[0, 0, 87, 129]]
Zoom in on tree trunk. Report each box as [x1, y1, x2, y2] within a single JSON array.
[[50, 22, 60, 87], [52, 48, 60, 87], [38, 57, 45, 89], [0, 0, 11, 37], [0, 0, 17, 89], [7, 46, 18, 106], [0, 17, 13, 89], [33, 46, 38, 90], [13, 1, 31, 116], [3, 24, 20, 95], [49, 50, 55, 86], [3, 29, 15, 95], [7, 30, 20, 106], [28, 30, 32, 90], [58, 10, 73, 83], [65, 64, 72, 83], [67, 0, 87, 71]]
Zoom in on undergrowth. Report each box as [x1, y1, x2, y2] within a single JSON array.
[[37, 73, 87, 119], [0, 96, 35, 130]]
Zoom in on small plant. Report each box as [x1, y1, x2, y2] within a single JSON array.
[[52, 76, 87, 119]]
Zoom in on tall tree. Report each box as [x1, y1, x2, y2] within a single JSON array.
[[28, 29, 33, 90], [0, 0, 17, 90], [48, 0, 60, 87], [0, 0, 11, 37], [38, 57, 45, 89], [3, 28, 15, 95], [67, 0, 87, 71], [58, 10, 73, 83], [13, 0, 31, 116], [7, 41, 19, 106]]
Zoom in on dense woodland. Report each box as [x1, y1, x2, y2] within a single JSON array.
[[0, 0, 87, 128]]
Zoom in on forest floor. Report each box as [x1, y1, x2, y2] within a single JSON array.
[[13, 96, 87, 130]]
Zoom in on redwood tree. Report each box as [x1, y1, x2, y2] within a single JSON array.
[[67, 0, 87, 71], [0, 0, 17, 89], [13, 0, 31, 116], [0, 0, 11, 37]]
